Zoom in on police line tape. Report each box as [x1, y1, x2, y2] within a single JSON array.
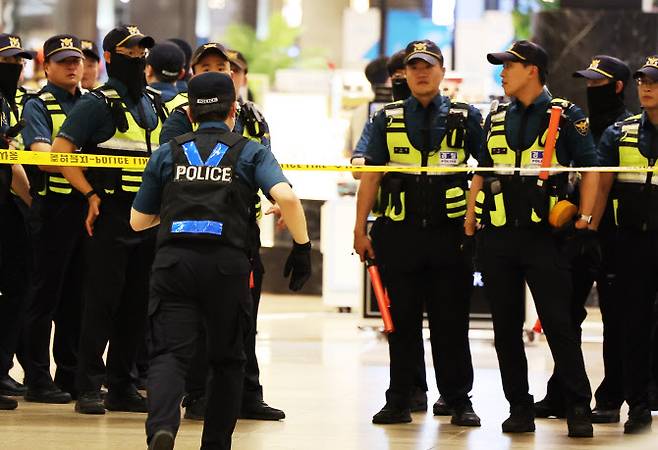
[[1, 149, 658, 173]]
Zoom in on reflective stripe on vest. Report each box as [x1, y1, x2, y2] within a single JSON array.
[[617, 115, 651, 185], [165, 92, 188, 115], [96, 88, 162, 194], [380, 100, 468, 222], [39, 92, 73, 195]]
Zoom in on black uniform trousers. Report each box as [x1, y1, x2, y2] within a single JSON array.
[[543, 230, 623, 409], [0, 198, 30, 377], [22, 194, 85, 392], [478, 226, 592, 408], [146, 243, 250, 450], [75, 195, 154, 394], [615, 229, 658, 411], [370, 218, 474, 410], [185, 252, 265, 406]]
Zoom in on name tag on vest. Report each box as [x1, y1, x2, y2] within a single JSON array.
[[393, 146, 410, 154], [439, 151, 458, 165], [530, 150, 543, 166], [175, 165, 232, 182], [491, 147, 507, 155]]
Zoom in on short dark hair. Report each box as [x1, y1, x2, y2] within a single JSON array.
[[364, 56, 389, 85], [522, 62, 547, 85], [387, 50, 406, 77], [189, 101, 233, 123]]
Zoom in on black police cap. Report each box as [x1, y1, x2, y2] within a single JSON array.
[[102, 25, 154, 52], [81, 39, 100, 61], [634, 55, 658, 82], [44, 34, 83, 62], [167, 38, 193, 69], [573, 55, 630, 82], [226, 49, 248, 72], [188, 72, 236, 114], [0, 33, 33, 60], [190, 42, 230, 69], [487, 40, 549, 73], [404, 40, 443, 66], [147, 42, 185, 78]]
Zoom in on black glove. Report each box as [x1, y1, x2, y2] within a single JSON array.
[[283, 240, 312, 291]]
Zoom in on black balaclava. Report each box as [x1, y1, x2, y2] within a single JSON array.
[[587, 82, 625, 142], [0, 63, 22, 106], [392, 77, 411, 101], [107, 52, 147, 102]]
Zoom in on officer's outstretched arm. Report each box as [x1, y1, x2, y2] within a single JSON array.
[[130, 209, 160, 231], [465, 174, 483, 236], [268, 182, 309, 245], [353, 172, 383, 262]]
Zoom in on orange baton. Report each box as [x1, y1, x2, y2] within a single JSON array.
[[538, 106, 563, 182], [366, 258, 395, 333]]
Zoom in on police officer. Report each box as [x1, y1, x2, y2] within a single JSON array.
[[596, 55, 658, 433], [80, 39, 102, 90], [0, 33, 32, 411], [533, 55, 633, 423], [51, 25, 163, 415], [467, 40, 598, 437], [160, 42, 282, 421], [20, 34, 86, 404], [354, 40, 482, 427], [131, 71, 311, 450], [166, 38, 192, 93], [146, 42, 185, 103]]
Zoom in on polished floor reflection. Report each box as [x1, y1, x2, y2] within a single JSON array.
[[2, 295, 657, 449]]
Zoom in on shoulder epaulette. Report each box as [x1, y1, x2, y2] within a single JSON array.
[[38, 91, 56, 103], [449, 101, 470, 118], [489, 100, 509, 115], [621, 113, 642, 125]]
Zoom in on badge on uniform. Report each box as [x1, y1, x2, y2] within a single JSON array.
[[491, 147, 507, 155], [530, 150, 543, 166], [393, 146, 409, 154], [574, 118, 589, 136]]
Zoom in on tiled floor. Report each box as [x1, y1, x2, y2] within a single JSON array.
[[2, 295, 656, 449]]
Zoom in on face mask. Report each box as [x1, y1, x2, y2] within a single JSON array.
[[392, 78, 411, 101], [0, 63, 22, 105], [587, 82, 625, 139], [107, 53, 146, 101]]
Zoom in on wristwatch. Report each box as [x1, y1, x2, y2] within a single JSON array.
[[84, 189, 98, 199], [577, 213, 592, 224]]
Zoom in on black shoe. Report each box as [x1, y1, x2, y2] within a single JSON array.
[[241, 400, 286, 421], [25, 385, 72, 404], [433, 396, 452, 416], [624, 408, 652, 434], [372, 405, 412, 424], [567, 405, 593, 438], [148, 430, 175, 450], [533, 397, 565, 419], [75, 391, 105, 415], [591, 404, 620, 423], [104, 389, 147, 413], [183, 396, 206, 421], [0, 394, 18, 410], [502, 404, 535, 433], [0, 376, 27, 396], [410, 389, 428, 413], [451, 402, 481, 427], [649, 390, 658, 412]]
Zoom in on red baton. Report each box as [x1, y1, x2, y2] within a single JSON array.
[[366, 258, 394, 333]]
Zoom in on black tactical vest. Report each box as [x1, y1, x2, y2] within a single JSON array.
[[157, 128, 255, 250]]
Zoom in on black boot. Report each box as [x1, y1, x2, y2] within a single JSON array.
[[0, 394, 17, 410], [148, 430, 175, 450], [241, 399, 286, 421], [534, 396, 565, 419], [183, 395, 206, 421], [567, 405, 593, 438], [624, 407, 652, 434], [25, 384, 72, 404], [410, 388, 427, 413], [372, 404, 412, 424], [75, 391, 105, 415], [432, 396, 451, 416], [450, 401, 481, 427], [591, 403, 620, 423], [0, 376, 27, 396], [104, 388, 147, 413], [502, 404, 535, 433]]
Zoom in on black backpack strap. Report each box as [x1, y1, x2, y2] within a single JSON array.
[[146, 86, 168, 123], [172, 131, 198, 146], [446, 101, 469, 148]]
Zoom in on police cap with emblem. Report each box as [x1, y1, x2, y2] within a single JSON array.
[[404, 40, 443, 66], [190, 42, 230, 68], [102, 25, 155, 52], [573, 55, 630, 82], [44, 34, 84, 62], [80, 39, 100, 61], [147, 42, 185, 79], [226, 49, 248, 72], [487, 40, 549, 73], [0, 34, 33, 59], [634, 55, 658, 81], [188, 71, 235, 116]]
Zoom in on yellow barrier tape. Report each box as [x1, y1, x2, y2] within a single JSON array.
[[2, 149, 658, 173]]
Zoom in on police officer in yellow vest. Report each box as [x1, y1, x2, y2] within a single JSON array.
[[466, 40, 598, 437], [596, 55, 658, 434], [354, 40, 482, 427], [51, 25, 163, 415], [0, 32, 33, 411], [20, 34, 86, 404]]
